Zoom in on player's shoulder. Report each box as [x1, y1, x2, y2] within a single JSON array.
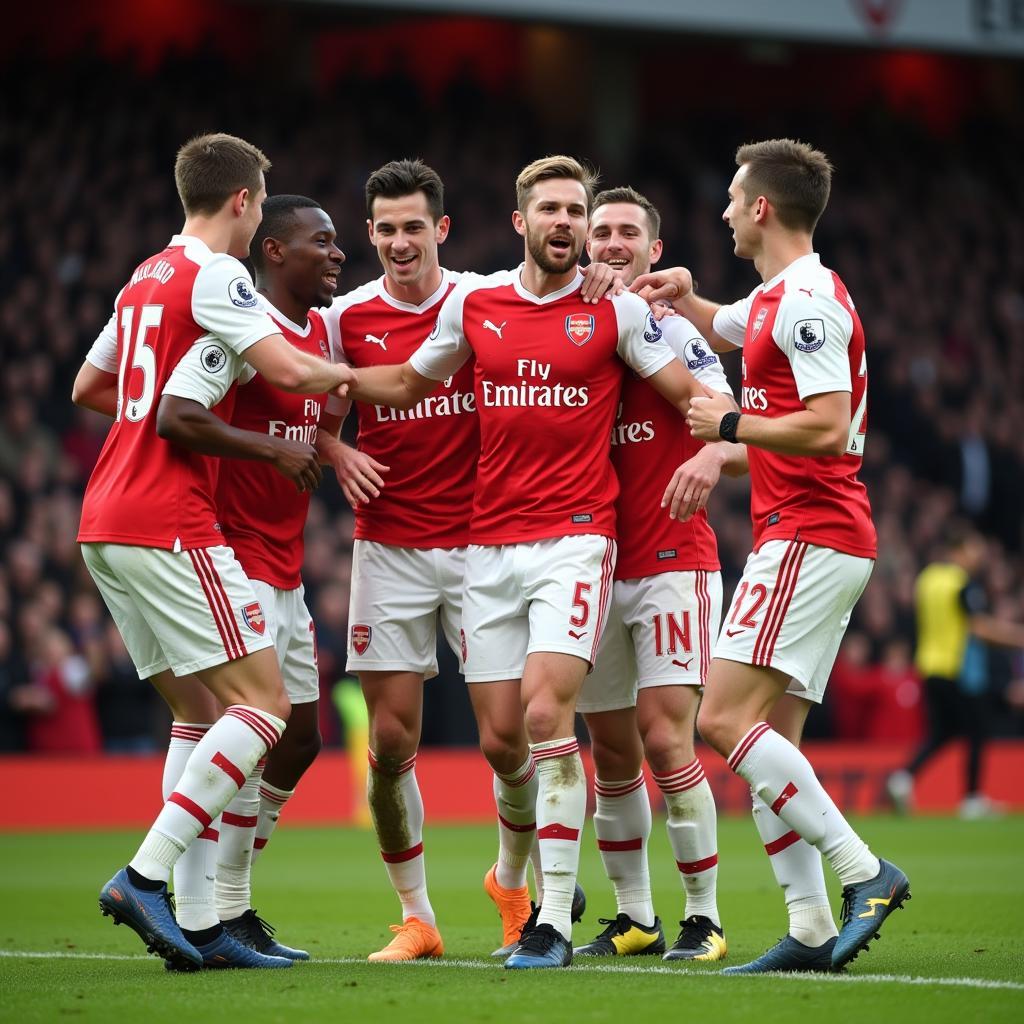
[[456, 268, 515, 296], [609, 289, 652, 318], [659, 313, 719, 367], [329, 277, 384, 317]]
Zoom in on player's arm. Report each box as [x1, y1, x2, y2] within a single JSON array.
[[630, 267, 736, 352], [348, 361, 440, 411], [315, 410, 390, 506], [71, 302, 120, 416], [243, 334, 356, 398], [688, 389, 850, 457], [71, 362, 118, 417], [156, 397, 321, 492]]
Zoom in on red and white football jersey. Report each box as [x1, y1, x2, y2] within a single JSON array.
[[612, 315, 730, 581], [712, 253, 876, 559], [78, 235, 277, 551], [215, 304, 330, 590], [321, 271, 476, 549], [410, 267, 676, 545]]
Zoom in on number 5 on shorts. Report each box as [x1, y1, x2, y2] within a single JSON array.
[[570, 582, 591, 627]]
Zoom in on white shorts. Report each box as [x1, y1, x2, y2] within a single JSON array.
[[462, 534, 616, 683], [578, 570, 723, 713], [251, 580, 318, 705], [346, 540, 466, 679], [714, 539, 873, 703], [81, 542, 275, 678]]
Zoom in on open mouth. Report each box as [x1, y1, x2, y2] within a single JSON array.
[[548, 236, 572, 255], [322, 270, 339, 289], [392, 254, 417, 269], [605, 257, 630, 268]]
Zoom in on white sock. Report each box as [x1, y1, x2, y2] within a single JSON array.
[[729, 724, 879, 887], [130, 706, 285, 883], [533, 737, 587, 940], [752, 792, 836, 946], [163, 723, 218, 930], [493, 757, 537, 890], [653, 759, 720, 926], [368, 749, 435, 927], [215, 758, 264, 920], [529, 839, 544, 906], [593, 774, 654, 926], [252, 779, 293, 863]]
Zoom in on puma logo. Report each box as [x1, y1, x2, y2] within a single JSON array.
[[799, 288, 814, 298], [483, 319, 506, 340], [672, 659, 693, 670], [364, 332, 389, 350], [725, 628, 746, 638], [568, 629, 588, 640]]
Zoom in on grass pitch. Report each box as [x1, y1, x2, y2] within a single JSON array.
[[2, 815, 1022, 1023]]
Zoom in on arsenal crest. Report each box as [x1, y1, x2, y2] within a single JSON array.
[[565, 313, 595, 346], [750, 306, 769, 342], [242, 602, 266, 635], [318, 338, 330, 361], [351, 623, 372, 655]]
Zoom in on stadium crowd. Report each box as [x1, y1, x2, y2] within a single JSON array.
[[2, 48, 1023, 754]]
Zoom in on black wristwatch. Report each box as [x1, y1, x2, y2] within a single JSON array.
[[719, 411, 742, 444]]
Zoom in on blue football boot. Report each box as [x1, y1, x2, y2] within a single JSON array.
[[722, 934, 836, 974], [504, 923, 573, 969], [832, 859, 911, 969], [99, 867, 202, 971], [492, 883, 587, 958], [165, 927, 293, 970]]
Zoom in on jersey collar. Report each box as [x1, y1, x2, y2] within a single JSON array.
[[376, 268, 453, 313], [761, 252, 821, 293], [511, 263, 584, 304]]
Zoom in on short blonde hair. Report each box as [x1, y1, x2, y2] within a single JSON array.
[[515, 155, 598, 213]]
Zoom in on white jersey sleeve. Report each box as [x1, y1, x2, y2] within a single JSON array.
[[192, 255, 279, 356], [660, 315, 732, 396], [773, 291, 854, 400], [712, 289, 757, 348], [610, 292, 677, 378], [161, 338, 254, 409], [408, 278, 474, 382], [85, 298, 122, 373]]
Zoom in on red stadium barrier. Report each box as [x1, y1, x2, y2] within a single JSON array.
[[1, 741, 1022, 830]]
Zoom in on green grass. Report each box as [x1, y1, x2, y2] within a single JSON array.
[[2, 816, 1023, 1023]]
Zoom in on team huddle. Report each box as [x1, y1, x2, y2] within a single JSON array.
[[73, 133, 910, 975]]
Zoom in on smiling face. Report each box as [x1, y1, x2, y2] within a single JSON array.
[[515, 177, 588, 275], [368, 191, 449, 292], [587, 201, 662, 286], [279, 206, 345, 308]]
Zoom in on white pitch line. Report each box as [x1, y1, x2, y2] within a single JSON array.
[[1, 949, 1022, 991]]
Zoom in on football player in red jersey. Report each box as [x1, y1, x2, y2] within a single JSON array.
[[573, 187, 744, 963], [347, 156, 709, 969], [315, 161, 466, 962], [72, 135, 355, 970], [633, 139, 910, 974]]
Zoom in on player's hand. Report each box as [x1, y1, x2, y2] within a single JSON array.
[[332, 363, 358, 399], [270, 438, 323, 493], [630, 267, 694, 311], [662, 445, 727, 522], [650, 299, 677, 322], [329, 443, 390, 507], [687, 392, 734, 442], [580, 262, 625, 303]]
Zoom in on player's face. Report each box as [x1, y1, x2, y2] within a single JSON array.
[[723, 165, 759, 259], [519, 179, 588, 275], [369, 192, 449, 289], [282, 207, 345, 306], [587, 203, 660, 286]]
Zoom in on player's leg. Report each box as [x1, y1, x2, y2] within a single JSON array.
[[889, 675, 958, 813], [151, 672, 220, 940], [704, 542, 909, 971], [220, 583, 320, 960], [642, 685, 725, 961], [347, 541, 446, 962], [505, 536, 615, 969], [85, 543, 289, 969], [632, 569, 724, 962]]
